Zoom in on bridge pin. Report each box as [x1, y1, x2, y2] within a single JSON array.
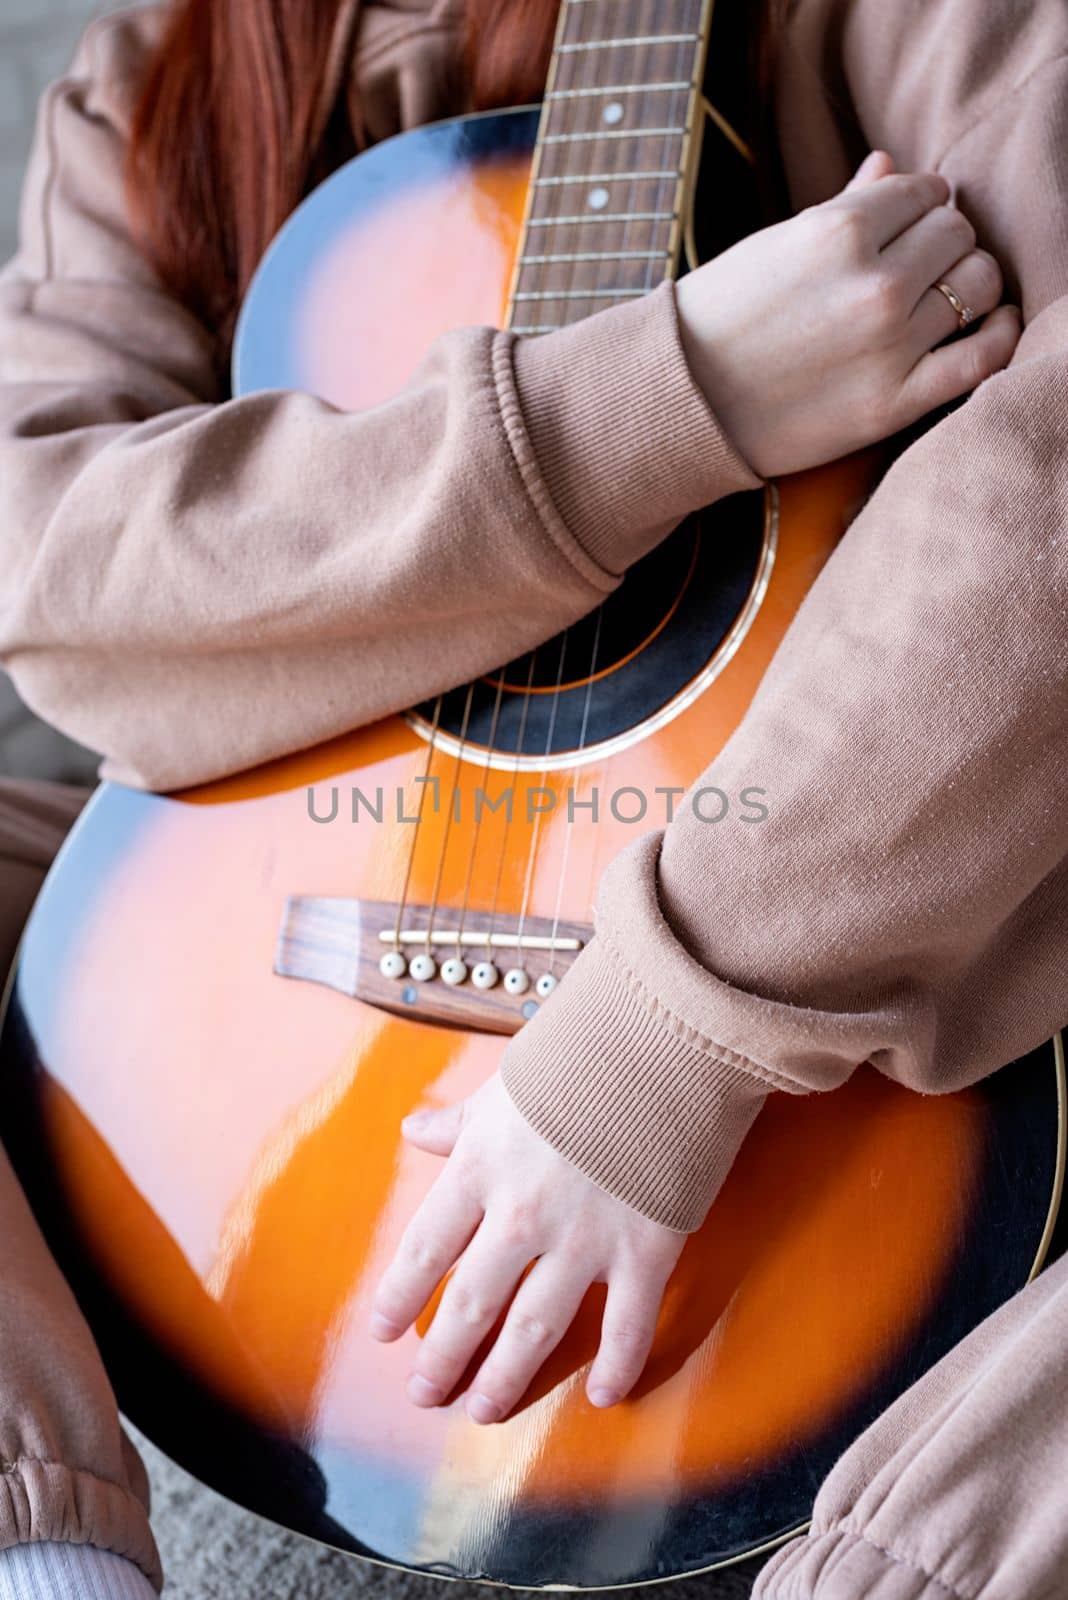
[[535, 972, 558, 998], [471, 962, 499, 989], [441, 957, 468, 986], [408, 953, 437, 982], [379, 949, 407, 980], [503, 968, 530, 996]]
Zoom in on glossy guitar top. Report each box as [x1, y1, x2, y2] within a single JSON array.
[[1, 103, 1063, 1590]]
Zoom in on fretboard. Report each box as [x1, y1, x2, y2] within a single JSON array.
[[507, 0, 713, 333]]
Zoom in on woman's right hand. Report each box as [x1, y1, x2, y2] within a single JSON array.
[[675, 151, 1022, 479]]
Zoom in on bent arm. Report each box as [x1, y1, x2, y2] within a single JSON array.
[[501, 30, 1068, 1232], [0, 13, 756, 792]]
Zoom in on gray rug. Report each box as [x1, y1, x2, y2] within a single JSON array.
[[133, 1429, 762, 1600]]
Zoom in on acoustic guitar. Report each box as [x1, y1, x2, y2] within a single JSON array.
[[1, 0, 1063, 1586]]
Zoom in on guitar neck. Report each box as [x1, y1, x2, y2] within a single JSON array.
[[506, 0, 714, 333]]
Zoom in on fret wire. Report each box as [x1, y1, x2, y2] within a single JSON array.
[[534, 170, 679, 185], [557, 34, 700, 52], [547, 80, 693, 98], [512, 288, 647, 301], [520, 249, 670, 262], [542, 127, 685, 142], [526, 210, 677, 225], [507, 0, 707, 331]]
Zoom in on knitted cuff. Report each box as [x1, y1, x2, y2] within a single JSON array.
[[507, 279, 761, 577], [0, 1541, 159, 1600], [499, 932, 768, 1232]]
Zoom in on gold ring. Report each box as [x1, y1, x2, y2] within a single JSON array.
[[935, 280, 976, 330]]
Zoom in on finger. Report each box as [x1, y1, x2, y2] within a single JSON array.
[[465, 1253, 594, 1424], [843, 149, 895, 191], [406, 1219, 534, 1408], [401, 1098, 468, 1156], [370, 1169, 483, 1342], [881, 204, 977, 310], [585, 1263, 670, 1408], [911, 248, 1004, 350], [902, 303, 1021, 419], [835, 171, 950, 249]]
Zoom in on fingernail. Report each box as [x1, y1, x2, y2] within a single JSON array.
[[467, 1393, 503, 1425], [370, 1313, 400, 1340], [407, 1373, 443, 1406], [589, 1386, 621, 1408], [402, 1110, 429, 1127]]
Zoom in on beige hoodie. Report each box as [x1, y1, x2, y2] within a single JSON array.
[[1, 3, 1067, 1595], [1, 0, 1065, 1236]]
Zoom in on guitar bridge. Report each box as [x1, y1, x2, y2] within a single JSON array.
[[274, 898, 591, 1034]]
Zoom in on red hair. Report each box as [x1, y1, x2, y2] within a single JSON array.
[[127, 0, 781, 371]]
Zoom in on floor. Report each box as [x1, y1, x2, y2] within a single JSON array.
[[133, 1417, 764, 1600], [0, 4, 761, 1595]]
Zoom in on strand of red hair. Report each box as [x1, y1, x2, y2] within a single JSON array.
[[127, 0, 784, 374]]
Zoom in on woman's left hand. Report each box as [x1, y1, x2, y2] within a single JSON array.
[[369, 1074, 685, 1423]]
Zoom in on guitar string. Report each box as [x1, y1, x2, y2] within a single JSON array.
[[541, 0, 694, 980], [446, 1, 574, 982], [502, 0, 699, 987], [451, 665, 508, 967], [512, 614, 572, 967], [399, 0, 578, 972], [390, 691, 443, 955], [538, 0, 644, 977], [421, 678, 477, 964], [395, 0, 694, 983], [507, 0, 624, 979], [482, 647, 540, 968], [545, 606, 603, 975]]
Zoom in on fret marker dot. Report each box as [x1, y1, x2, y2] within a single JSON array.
[[602, 101, 624, 125], [588, 186, 610, 211]]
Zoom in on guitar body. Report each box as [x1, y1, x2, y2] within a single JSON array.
[[1, 107, 1063, 1588]]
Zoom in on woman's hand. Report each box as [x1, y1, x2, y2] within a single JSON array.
[[676, 151, 1022, 478], [369, 1074, 685, 1423]]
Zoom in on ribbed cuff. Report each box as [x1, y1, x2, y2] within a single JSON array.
[[507, 280, 761, 576], [754, 1526, 954, 1600], [500, 934, 768, 1231], [0, 1541, 159, 1600], [499, 828, 820, 1232]]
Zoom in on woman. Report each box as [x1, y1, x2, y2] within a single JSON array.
[[1, 0, 1066, 1597]]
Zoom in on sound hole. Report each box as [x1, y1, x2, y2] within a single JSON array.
[[411, 490, 768, 765]]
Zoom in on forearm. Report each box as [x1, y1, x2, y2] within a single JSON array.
[[656, 311, 1068, 1080], [503, 307, 1068, 1232], [501, 32, 1068, 1234], [1, 16, 759, 794], [0, 282, 756, 791]]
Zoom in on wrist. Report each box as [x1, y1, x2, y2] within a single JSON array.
[[675, 273, 767, 478], [499, 931, 768, 1233], [508, 281, 761, 578]]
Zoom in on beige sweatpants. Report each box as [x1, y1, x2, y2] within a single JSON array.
[[0, 780, 161, 1590], [0, 778, 1064, 1599]]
